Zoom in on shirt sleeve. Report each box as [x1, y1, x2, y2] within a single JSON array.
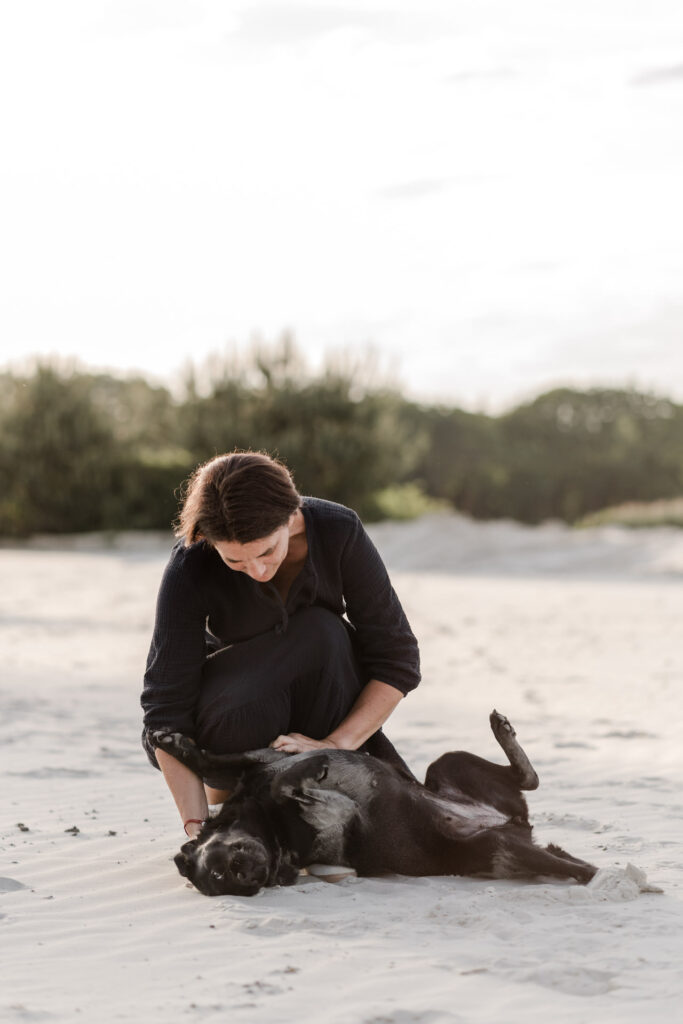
[[340, 512, 420, 695], [140, 548, 208, 766]]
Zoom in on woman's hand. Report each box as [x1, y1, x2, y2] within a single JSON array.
[[269, 732, 340, 754]]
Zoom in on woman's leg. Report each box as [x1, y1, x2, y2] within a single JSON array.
[[196, 606, 411, 788], [195, 607, 364, 773]]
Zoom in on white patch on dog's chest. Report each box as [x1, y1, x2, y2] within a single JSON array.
[[299, 789, 358, 863], [195, 832, 231, 873]]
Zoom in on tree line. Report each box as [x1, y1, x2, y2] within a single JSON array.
[[1, 343, 682, 537]]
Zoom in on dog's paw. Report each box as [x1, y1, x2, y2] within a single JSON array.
[[489, 709, 516, 739], [149, 729, 196, 751], [148, 730, 207, 773]]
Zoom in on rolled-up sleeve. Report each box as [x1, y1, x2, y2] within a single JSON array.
[[340, 512, 420, 695], [140, 550, 207, 767]]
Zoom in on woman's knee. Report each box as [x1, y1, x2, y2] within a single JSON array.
[[286, 606, 353, 655]]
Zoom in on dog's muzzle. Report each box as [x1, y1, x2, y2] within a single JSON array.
[[225, 841, 271, 894], [185, 834, 273, 897]]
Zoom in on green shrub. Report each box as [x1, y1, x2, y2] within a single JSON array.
[[577, 497, 683, 529], [365, 483, 448, 522], [2, 350, 683, 536]]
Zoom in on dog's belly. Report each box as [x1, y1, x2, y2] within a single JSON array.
[[428, 791, 509, 837]]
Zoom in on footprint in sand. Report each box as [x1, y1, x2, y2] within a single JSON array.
[[602, 730, 658, 739], [0, 877, 27, 893], [524, 965, 615, 996], [365, 1013, 460, 1024], [4, 1008, 55, 1022]]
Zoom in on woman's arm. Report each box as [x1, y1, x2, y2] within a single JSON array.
[[141, 546, 209, 766], [270, 678, 402, 753], [156, 747, 209, 838], [339, 511, 421, 695]]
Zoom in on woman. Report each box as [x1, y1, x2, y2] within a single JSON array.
[[141, 451, 420, 838]]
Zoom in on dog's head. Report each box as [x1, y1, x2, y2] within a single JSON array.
[[174, 799, 299, 897]]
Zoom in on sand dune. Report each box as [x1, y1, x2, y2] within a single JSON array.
[[1, 516, 682, 1022]]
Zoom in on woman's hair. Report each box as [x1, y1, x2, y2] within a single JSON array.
[[175, 451, 301, 546]]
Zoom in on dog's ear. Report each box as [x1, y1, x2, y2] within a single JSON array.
[[174, 841, 197, 878]]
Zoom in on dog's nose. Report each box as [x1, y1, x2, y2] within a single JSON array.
[[231, 852, 268, 886]]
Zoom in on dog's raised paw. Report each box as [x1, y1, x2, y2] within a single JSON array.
[[489, 710, 516, 738]]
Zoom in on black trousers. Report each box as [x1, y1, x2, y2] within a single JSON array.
[[145, 606, 413, 782]]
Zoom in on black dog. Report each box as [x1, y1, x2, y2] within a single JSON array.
[[150, 711, 597, 897]]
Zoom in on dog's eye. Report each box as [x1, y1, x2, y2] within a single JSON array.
[[211, 870, 224, 881]]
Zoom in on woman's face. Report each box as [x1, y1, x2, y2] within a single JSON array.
[[213, 524, 290, 582]]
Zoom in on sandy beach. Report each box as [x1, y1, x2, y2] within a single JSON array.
[[2, 515, 682, 1023]]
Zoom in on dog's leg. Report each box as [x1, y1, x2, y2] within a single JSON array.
[[491, 834, 597, 883], [201, 749, 292, 802], [148, 730, 287, 785], [544, 842, 598, 874], [489, 710, 539, 790], [424, 750, 531, 824]]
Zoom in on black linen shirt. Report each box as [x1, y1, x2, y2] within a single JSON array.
[[141, 497, 421, 738]]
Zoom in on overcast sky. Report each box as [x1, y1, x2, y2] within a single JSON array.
[[1, 0, 682, 409]]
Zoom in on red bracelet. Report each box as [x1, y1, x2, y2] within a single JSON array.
[[183, 818, 206, 836]]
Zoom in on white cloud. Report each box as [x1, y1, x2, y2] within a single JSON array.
[[1, 0, 682, 407]]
